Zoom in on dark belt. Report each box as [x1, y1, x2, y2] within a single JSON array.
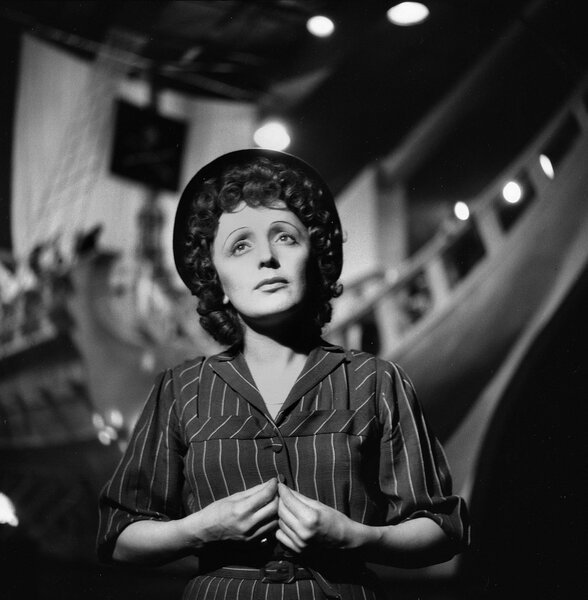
[[205, 560, 343, 599], [209, 561, 311, 583]]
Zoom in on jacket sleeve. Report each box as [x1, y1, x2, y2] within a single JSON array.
[[376, 360, 470, 549], [96, 368, 187, 562]]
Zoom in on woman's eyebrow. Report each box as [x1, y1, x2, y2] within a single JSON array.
[[271, 220, 305, 234], [221, 226, 249, 249]]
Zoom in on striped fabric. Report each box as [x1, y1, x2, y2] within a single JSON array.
[[97, 342, 469, 599]]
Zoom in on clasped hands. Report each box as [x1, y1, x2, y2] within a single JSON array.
[[195, 478, 363, 553]]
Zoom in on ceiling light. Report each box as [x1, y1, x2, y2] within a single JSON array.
[[387, 2, 430, 26], [254, 121, 291, 151], [307, 15, 335, 38], [539, 154, 555, 179], [502, 181, 523, 204], [454, 201, 470, 221]]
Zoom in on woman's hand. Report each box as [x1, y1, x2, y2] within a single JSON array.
[[113, 479, 279, 564], [275, 483, 366, 553], [275, 484, 455, 566], [189, 478, 279, 546]]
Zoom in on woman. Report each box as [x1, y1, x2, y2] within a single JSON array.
[[97, 149, 469, 599]]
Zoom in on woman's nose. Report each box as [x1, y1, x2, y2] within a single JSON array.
[[258, 240, 279, 268]]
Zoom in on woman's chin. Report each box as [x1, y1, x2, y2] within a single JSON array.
[[240, 303, 311, 333]]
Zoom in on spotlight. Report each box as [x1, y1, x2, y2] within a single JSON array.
[[502, 181, 522, 204], [98, 430, 112, 445], [254, 121, 291, 151], [109, 409, 124, 428], [0, 492, 18, 527], [92, 412, 105, 429], [387, 2, 430, 26], [454, 201, 470, 221], [307, 15, 335, 38], [539, 154, 555, 179]]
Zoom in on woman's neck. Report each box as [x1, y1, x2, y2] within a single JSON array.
[[241, 322, 318, 416], [241, 322, 318, 367]]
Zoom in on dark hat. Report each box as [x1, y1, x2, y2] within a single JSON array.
[[173, 148, 342, 291]]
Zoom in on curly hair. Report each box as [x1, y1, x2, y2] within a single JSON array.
[[182, 155, 343, 346]]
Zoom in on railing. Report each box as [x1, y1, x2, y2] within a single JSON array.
[[327, 78, 588, 357], [95, 257, 220, 357], [0, 271, 74, 359]]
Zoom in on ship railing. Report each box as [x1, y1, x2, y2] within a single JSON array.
[[0, 269, 75, 359], [102, 259, 213, 351], [326, 78, 588, 357]]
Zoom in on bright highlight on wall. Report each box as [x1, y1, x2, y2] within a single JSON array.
[[387, 2, 430, 26], [539, 154, 555, 179], [502, 181, 523, 204], [0, 492, 18, 527], [454, 201, 470, 221], [254, 121, 291, 151], [307, 15, 335, 37]]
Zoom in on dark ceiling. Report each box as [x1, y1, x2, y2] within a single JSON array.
[[1, 0, 587, 198]]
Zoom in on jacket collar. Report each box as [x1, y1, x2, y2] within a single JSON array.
[[209, 341, 348, 421]]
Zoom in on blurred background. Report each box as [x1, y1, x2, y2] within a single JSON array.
[[1, 1, 587, 598]]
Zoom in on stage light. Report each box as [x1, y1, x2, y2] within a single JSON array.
[[502, 181, 522, 204], [454, 201, 470, 221], [254, 121, 291, 151], [98, 430, 112, 445], [109, 409, 124, 428], [307, 15, 335, 37], [539, 154, 555, 179], [0, 492, 18, 527], [387, 2, 430, 26]]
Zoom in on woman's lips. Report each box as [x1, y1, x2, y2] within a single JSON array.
[[255, 277, 288, 290]]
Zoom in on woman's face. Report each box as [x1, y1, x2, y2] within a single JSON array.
[[212, 201, 312, 326]]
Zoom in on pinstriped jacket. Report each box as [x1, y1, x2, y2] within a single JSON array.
[[97, 342, 469, 598]]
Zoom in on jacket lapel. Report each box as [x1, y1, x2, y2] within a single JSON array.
[[277, 342, 348, 418], [209, 342, 349, 422], [209, 349, 268, 417]]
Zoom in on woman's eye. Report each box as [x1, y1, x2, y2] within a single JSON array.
[[275, 232, 296, 244], [231, 241, 250, 255]]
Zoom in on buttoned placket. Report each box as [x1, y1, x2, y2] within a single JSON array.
[[209, 343, 349, 487]]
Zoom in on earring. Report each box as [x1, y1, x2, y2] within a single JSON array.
[[222, 294, 229, 305]]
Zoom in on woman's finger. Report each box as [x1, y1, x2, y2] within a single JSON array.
[[277, 493, 303, 533], [240, 479, 278, 513], [250, 496, 279, 527], [233, 479, 277, 501], [275, 525, 302, 553], [278, 516, 306, 549], [285, 486, 320, 509], [277, 483, 309, 515], [247, 518, 279, 541]]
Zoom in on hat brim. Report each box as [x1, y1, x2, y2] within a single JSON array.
[[173, 148, 342, 291]]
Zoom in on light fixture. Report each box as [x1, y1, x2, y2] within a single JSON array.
[[387, 2, 430, 26], [502, 181, 523, 204], [307, 15, 335, 38], [0, 492, 18, 527], [109, 409, 124, 428], [539, 154, 555, 179], [92, 412, 105, 429], [454, 201, 470, 221], [254, 121, 291, 151], [98, 430, 112, 445]]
